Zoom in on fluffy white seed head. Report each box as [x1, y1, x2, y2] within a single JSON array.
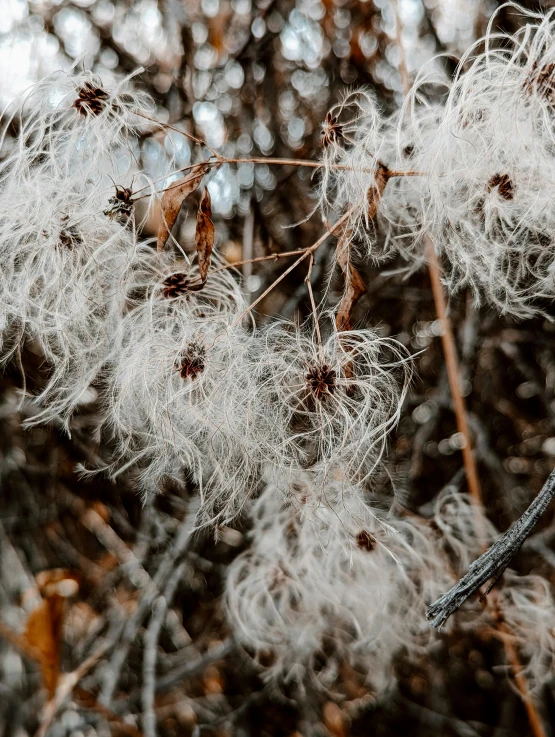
[[104, 254, 263, 521], [1, 69, 153, 181], [226, 477, 450, 690], [417, 10, 555, 316], [319, 90, 391, 257], [0, 159, 144, 427], [246, 321, 412, 484]]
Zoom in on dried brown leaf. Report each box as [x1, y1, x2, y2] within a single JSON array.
[[24, 595, 66, 698], [335, 230, 366, 333], [368, 163, 390, 219], [195, 187, 215, 283], [322, 701, 347, 737], [334, 164, 389, 333], [157, 164, 209, 251], [24, 569, 80, 699]]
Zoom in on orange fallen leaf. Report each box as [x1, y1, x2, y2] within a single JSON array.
[[24, 569, 80, 699], [322, 701, 347, 737]]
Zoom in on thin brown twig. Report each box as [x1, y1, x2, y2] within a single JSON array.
[[233, 250, 311, 325], [209, 248, 309, 274], [305, 252, 324, 358], [232, 207, 355, 325], [225, 157, 423, 177], [426, 239, 482, 507], [133, 111, 223, 160], [131, 158, 423, 201], [490, 593, 548, 737]]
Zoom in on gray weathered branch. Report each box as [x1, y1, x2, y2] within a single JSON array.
[[427, 468, 555, 629]]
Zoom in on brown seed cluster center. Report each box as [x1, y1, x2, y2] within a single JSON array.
[[356, 530, 376, 552], [321, 112, 343, 149], [487, 173, 514, 200], [305, 364, 337, 400], [56, 216, 82, 249], [162, 273, 191, 299], [177, 344, 206, 381], [104, 186, 134, 221], [73, 83, 110, 117], [524, 62, 555, 102]]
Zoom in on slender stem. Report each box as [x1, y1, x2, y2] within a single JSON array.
[[492, 595, 549, 737], [226, 157, 423, 177], [426, 240, 483, 507], [305, 253, 324, 358], [233, 250, 310, 325], [233, 207, 354, 325], [209, 248, 309, 274], [134, 111, 223, 160], [131, 158, 422, 200]]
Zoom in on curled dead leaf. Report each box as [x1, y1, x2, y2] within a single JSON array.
[[24, 570, 79, 699], [335, 229, 366, 333], [368, 163, 390, 220], [334, 166, 388, 334], [157, 164, 209, 252], [25, 596, 64, 699], [322, 701, 347, 737], [195, 187, 215, 284]]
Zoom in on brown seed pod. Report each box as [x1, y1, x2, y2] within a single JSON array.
[[73, 82, 110, 117], [487, 173, 514, 200], [177, 343, 206, 380], [523, 61, 555, 102], [56, 216, 82, 249], [356, 530, 376, 552], [321, 112, 343, 149], [104, 185, 134, 222], [162, 272, 191, 299], [305, 364, 337, 400]]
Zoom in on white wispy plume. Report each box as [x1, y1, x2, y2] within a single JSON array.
[[318, 89, 392, 257], [2, 69, 152, 181], [0, 158, 143, 428], [0, 67, 166, 428], [378, 98, 445, 265], [245, 320, 412, 484], [104, 252, 263, 520], [416, 8, 555, 317], [226, 476, 449, 690]]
